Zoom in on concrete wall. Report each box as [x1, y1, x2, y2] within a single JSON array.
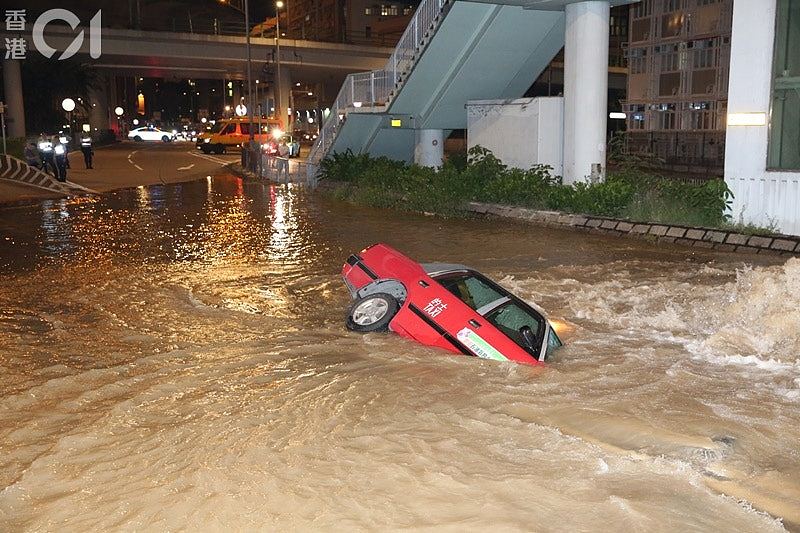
[[725, 0, 800, 236], [466, 97, 563, 176]]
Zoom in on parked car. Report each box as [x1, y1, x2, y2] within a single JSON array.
[[342, 244, 562, 365], [128, 126, 175, 143]]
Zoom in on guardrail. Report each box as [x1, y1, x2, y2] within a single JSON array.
[[307, 0, 451, 168], [242, 144, 317, 186]]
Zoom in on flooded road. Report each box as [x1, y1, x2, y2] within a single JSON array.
[[1, 175, 798, 531]]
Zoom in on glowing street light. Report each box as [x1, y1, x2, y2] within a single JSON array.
[[61, 98, 76, 112]]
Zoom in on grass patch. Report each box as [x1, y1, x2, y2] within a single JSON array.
[[319, 146, 757, 231]]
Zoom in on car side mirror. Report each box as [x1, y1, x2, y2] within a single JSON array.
[[520, 326, 537, 351]]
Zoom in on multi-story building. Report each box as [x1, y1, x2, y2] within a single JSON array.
[[623, 0, 733, 174], [276, 0, 416, 45]]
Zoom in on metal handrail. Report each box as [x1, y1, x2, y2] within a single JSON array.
[[307, 0, 449, 166]]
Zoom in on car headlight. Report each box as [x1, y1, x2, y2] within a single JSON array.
[[203, 138, 211, 143]]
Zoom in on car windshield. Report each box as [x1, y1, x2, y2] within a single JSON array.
[[483, 301, 544, 356], [436, 272, 505, 311], [209, 122, 226, 134]]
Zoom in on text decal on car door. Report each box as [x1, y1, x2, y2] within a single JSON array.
[[423, 298, 447, 318], [456, 328, 508, 361]]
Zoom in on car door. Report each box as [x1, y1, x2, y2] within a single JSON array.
[[431, 272, 543, 364]]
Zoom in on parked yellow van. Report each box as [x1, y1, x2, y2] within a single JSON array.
[[197, 118, 283, 154]]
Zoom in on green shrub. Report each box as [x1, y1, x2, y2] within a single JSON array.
[[319, 146, 737, 228]]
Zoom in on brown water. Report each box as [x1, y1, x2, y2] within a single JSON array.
[[1, 175, 798, 532]]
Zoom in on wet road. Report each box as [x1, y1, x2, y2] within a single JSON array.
[[0, 174, 798, 531]]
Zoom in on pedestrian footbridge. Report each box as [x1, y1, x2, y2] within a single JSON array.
[[308, 0, 634, 183]]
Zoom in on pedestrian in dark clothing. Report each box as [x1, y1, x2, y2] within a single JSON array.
[[59, 135, 71, 169], [80, 135, 94, 169], [24, 141, 40, 167], [37, 134, 55, 175], [53, 139, 68, 182]]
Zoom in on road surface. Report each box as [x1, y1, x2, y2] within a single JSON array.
[[0, 141, 239, 203]]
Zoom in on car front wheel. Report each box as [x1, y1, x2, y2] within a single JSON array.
[[214, 144, 225, 154], [162, 135, 171, 143], [133, 136, 142, 142], [346, 293, 399, 333]]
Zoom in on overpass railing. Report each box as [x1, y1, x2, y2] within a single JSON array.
[[127, 15, 404, 45], [307, 0, 451, 169]]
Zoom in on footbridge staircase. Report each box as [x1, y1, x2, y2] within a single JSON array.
[[307, 0, 631, 171]]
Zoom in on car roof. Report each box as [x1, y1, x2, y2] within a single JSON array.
[[420, 262, 472, 276]]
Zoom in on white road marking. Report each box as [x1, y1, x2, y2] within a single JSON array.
[[127, 150, 141, 168], [177, 163, 195, 171]]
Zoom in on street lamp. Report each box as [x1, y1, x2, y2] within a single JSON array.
[[114, 106, 124, 139], [275, 0, 284, 128], [61, 98, 76, 137]]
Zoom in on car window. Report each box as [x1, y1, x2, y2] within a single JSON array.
[[219, 123, 234, 135], [240, 122, 251, 135], [545, 327, 562, 360], [437, 274, 505, 311], [484, 301, 543, 354]]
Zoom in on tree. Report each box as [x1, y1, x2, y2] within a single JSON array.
[[21, 57, 100, 134]]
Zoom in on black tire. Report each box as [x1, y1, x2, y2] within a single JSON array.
[[346, 293, 399, 333], [133, 136, 142, 142], [200, 145, 211, 154], [214, 144, 225, 154], [162, 135, 170, 143]]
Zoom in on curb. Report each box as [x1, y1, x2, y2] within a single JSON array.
[[465, 202, 800, 257]]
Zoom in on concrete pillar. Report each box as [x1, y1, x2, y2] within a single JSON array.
[[2, 59, 26, 139], [277, 66, 292, 131], [563, 1, 609, 184], [414, 129, 444, 167], [88, 74, 110, 131]]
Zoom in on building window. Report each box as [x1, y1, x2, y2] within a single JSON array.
[[632, 0, 652, 18], [654, 103, 678, 130], [629, 47, 648, 74], [610, 15, 628, 37], [768, 0, 800, 169]]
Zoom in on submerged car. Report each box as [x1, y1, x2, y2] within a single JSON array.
[[342, 244, 562, 365]]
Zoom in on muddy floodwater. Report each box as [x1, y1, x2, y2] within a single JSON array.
[[1, 175, 799, 532]]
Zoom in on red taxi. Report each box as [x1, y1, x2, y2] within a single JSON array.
[[342, 244, 562, 365]]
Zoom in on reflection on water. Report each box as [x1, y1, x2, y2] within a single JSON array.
[[0, 174, 798, 531]]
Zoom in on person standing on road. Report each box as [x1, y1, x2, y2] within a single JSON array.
[[59, 133, 71, 169], [24, 140, 41, 168], [80, 134, 94, 169], [53, 137, 68, 182], [37, 134, 55, 175], [277, 139, 290, 181]]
